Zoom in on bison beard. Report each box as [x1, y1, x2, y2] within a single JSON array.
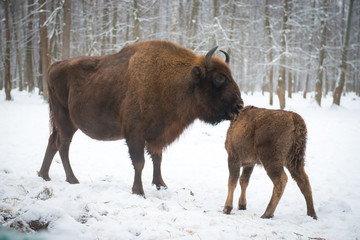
[[38, 40, 243, 196]]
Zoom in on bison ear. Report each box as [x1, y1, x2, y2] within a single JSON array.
[[191, 66, 205, 83]]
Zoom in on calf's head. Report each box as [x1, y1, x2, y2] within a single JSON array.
[[191, 47, 243, 125]]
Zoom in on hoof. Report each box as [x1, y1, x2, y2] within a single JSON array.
[[261, 213, 274, 219], [223, 205, 233, 214], [66, 177, 79, 184], [132, 187, 145, 198], [308, 213, 318, 220], [152, 179, 168, 190], [37, 171, 51, 181], [238, 203, 247, 210], [132, 191, 146, 199], [155, 185, 168, 190]]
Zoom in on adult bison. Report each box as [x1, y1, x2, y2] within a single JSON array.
[[38, 40, 243, 196]]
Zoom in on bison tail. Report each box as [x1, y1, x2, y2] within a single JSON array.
[[47, 85, 57, 135], [287, 113, 307, 170], [49, 102, 56, 135]]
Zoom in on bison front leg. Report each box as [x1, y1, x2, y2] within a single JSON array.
[[150, 153, 167, 190], [223, 156, 240, 214], [127, 139, 146, 196]]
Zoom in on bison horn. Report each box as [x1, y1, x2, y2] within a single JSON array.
[[205, 46, 218, 68], [220, 50, 230, 64]]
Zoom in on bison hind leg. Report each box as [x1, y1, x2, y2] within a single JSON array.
[[150, 152, 168, 190], [287, 165, 317, 219], [38, 130, 59, 181], [58, 136, 79, 184], [238, 165, 255, 210], [261, 165, 288, 219]]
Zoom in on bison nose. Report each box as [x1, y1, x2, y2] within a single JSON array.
[[235, 98, 244, 113]]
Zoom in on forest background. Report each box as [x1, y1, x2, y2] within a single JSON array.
[[0, 0, 359, 109]]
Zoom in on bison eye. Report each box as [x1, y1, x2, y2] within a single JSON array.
[[213, 75, 225, 88]]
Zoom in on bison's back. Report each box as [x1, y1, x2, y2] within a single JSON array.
[[47, 48, 136, 140], [47, 40, 200, 141], [226, 106, 298, 165]]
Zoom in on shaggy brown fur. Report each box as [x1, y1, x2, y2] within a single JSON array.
[[38, 40, 243, 196], [223, 106, 317, 219]]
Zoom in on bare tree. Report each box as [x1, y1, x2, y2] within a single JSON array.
[[4, 0, 12, 100], [1, 0, 359, 105], [112, 2, 118, 50], [264, 0, 274, 105], [12, 4, 23, 91], [303, 0, 316, 99], [277, 0, 290, 110], [315, 0, 329, 106], [39, 0, 49, 99], [171, 0, 179, 43], [62, 0, 71, 59], [333, 0, 355, 105], [101, 0, 109, 54], [133, 0, 140, 41]]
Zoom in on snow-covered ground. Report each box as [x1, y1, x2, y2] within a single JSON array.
[[1, 89, 359, 240]]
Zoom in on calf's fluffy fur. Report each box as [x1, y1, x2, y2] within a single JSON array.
[[223, 106, 317, 219]]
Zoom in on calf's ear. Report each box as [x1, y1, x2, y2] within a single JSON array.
[[191, 66, 205, 83]]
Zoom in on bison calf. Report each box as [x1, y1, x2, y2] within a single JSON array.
[[223, 106, 317, 219]]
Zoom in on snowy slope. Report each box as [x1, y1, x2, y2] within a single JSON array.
[[1, 89, 359, 240]]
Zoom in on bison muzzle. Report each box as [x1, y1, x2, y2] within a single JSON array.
[[38, 40, 243, 196]]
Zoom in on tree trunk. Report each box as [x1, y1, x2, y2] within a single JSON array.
[[13, 12, 23, 91], [324, 66, 329, 96], [333, 0, 354, 105], [303, 0, 316, 99], [0, 22, 3, 91], [4, 0, 12, 100], [101, 0, 109, 54], [171, 0, 179, 43], [277, 0, 289, 110], [264, 0, 273, 105], [62, 0, 71, 59], [81, 0, 89, 54], [189, 0, 199, 48], [112, 3, 118, 50], [212, 0, 219, 47], [286, 1, 293, 99], [24, 0, 34, 92], [125, 5, 130, 42], [39, 0, 49, 99], [356, 70, 360, 96], [287, 58, 292, 98], [315, 0, 329, 106], [303, 69, 310, 99], [133, 0, 140, 41]]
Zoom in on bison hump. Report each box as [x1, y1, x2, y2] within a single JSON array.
[[78, 57, 99, 71]]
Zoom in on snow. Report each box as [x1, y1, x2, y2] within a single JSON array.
[[1, 89, 360, 240]]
